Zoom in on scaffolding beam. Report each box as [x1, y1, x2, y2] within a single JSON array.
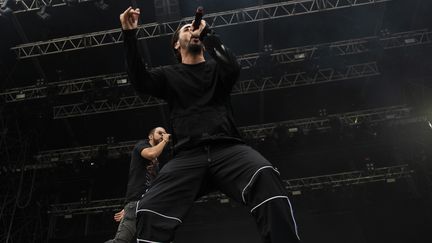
[[239, 105, 412, 139], [12, 0, 93, 13], [285, 164, 412, 191], [46, 164, 412, 215], [31, 105, 411, 165], [11, 0, 392, 58], [50, 61, 379, 119], [3, 28, 430, 104]]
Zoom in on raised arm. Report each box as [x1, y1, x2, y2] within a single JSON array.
[[120, 7, 167, 99], [140, 133, 171, 161]]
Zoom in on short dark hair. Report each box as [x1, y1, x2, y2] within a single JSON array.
[[171, 25, 182, 63], [148, 127, 157, 137]]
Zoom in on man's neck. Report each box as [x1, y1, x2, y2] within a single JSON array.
[[181, 51, 205, 65], [149, 139, 155, 147]]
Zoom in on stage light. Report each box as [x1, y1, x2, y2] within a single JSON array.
[[106, 136, 115, 144], [294, 53, 305, 59], [263, 44, 273, 52], [116, 78, 128, 85], [220, 198, 229, 204], [428, 120, 432, 129], [292, 190, 301, 196], [366, 163, 375, 171], [318, 108, 327, 117], [16, 92, 25, 99], [379, 28, 390, 37], [288, 127, 298, 133], [354, 117, 358, 124], [404, 38, 417, 44]]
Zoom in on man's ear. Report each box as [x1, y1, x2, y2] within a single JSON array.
[[148, 134, 153, 140], [174, 41, 180, 50]]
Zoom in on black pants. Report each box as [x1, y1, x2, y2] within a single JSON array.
[[105, 201, 137, 243], [136, 143, 300, 243]]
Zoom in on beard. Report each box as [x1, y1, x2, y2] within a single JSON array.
[[152, 138, 162, 146], [187, 42, 203, 54]]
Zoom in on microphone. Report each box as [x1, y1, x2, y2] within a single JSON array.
[[192, 6, 204, 30]]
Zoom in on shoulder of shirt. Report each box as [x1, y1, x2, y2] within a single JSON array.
[[170, 63, 185, 69], [134, 139, 150, 150]]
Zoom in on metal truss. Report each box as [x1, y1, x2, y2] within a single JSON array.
[[51, 61, 379, 119], [12, 0, 93, 13], [285, 164, 412, 190], [239, 29, 432, 68], [381, 29, 432, 49], [48, 198, 125, 216], [11, 0, 392, 58], [34, 105, 411, 165], [3, 37, 381, 104], [0, 73, 129, 103], [3, 28, 430, 104], [52, 95, 166, 119], [240, 105, 411, 139], [34, 140, 136, 166], [198, 164, 413, 201], [232, 61, 379, 94], [46, 164, 412, 215]]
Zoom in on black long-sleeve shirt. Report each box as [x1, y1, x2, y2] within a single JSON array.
[[123, 28, 243, 151]]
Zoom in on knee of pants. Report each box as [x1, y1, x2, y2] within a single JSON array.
[[243, 170, 301, 242], [136, 210, 180, 243], [243, 168, 288, 207], [252, 198, 301, 243]]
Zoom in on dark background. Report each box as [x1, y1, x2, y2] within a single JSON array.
[[1, 0, 432, 242]]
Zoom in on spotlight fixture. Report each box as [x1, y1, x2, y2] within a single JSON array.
[[294, 53, 306, 60], [116, 78, 128, 85], [404, 38, 417, 44]]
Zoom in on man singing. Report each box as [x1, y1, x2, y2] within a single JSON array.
[[120, 6, 300, 243], [105, 127, 170, 243]]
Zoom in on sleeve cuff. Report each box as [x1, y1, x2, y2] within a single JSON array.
[[122, 29, 138, 40]]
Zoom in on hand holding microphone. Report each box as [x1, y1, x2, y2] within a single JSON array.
[[191, 6, 206, 38], [192, 6, 204, 30]]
